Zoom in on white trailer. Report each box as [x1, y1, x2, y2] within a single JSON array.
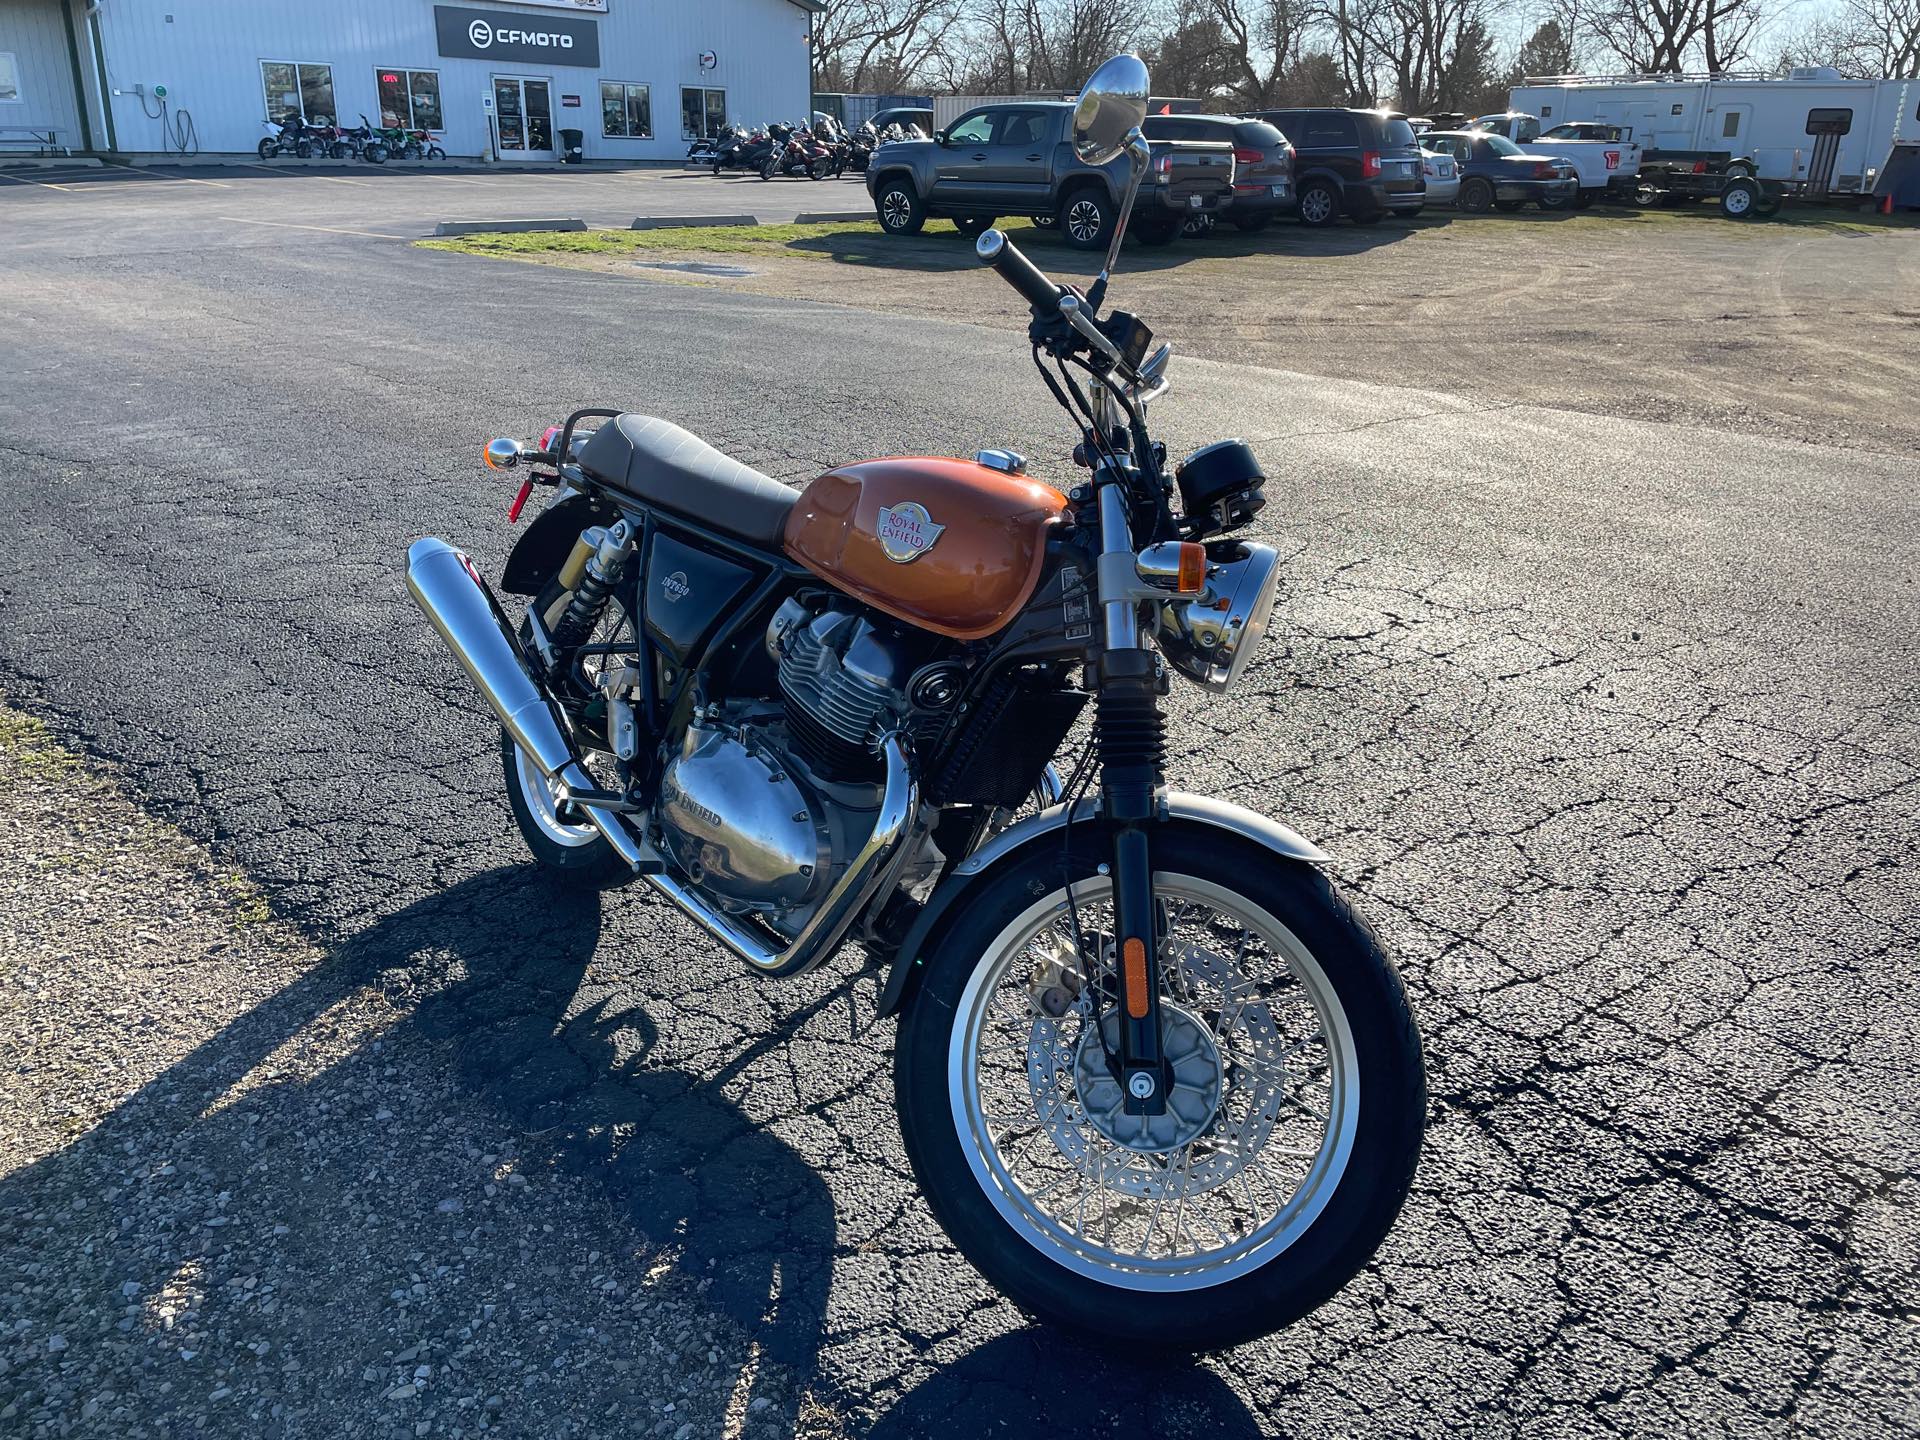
[[1510, 70, 1920, 196]]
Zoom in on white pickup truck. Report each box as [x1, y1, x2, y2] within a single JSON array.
[[1470, 113, 1641, 206]]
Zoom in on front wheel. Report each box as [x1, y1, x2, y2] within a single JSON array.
[[895, 826, 1425, 1351], [876, 179, 926, 234]]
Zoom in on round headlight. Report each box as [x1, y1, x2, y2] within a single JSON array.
[[1153, 541, 1282, 693]]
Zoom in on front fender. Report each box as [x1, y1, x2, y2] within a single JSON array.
[[871, 793, 1329, 1020]]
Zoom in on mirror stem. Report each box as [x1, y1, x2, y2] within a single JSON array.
[[1097, 131, 1153, 309]]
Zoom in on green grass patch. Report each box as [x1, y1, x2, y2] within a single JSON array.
[[0, 706, 81, 780], [418, 217, 1059, 267]]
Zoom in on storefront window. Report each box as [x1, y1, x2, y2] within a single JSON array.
[[681, 87, 726, 141], [0, 53, 22, 105], [262, 62, 335, 126], [601, 82, 652, 138], [377, 69, 443, 131]]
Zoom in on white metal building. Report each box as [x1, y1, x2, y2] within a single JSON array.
[[0, 0, 820, 161], [1510, 70, 1920, 194]]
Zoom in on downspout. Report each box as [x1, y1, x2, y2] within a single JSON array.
[[87, 3, 119, 154], [60, 1, 95, 152]]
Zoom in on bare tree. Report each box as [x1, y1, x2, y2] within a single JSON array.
[[1202, 0, 1320, 105], [1783, 0, 1920, 77], [1576, 0, 1777, 73], [813, 0, 966, 92]]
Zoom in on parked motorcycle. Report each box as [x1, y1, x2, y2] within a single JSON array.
[[257, 116, 314, 160], [406, 130, 448, 161], [404, 52, 1423, 1352], [338, 115, 389, 164], [763, 125, 839, 180], [710, 125, 777, 176]]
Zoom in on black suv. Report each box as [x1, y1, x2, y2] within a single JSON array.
[[1248, 108, 1426, 225]]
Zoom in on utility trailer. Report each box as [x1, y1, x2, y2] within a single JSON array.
[[1510, 70, 1919, 201]]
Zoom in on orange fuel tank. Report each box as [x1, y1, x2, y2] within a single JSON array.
[[783, 458, 1068, 641]]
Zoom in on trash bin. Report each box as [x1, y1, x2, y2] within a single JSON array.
[[559, 128, 584, 164]]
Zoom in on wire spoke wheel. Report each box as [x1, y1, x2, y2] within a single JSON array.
[[948, 873, 1360, 1291]]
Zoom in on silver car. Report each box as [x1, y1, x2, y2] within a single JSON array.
[[1421, 146, 1460, 206]]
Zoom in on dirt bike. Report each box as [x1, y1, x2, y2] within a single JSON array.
[[403, 53, 1424, 1352]]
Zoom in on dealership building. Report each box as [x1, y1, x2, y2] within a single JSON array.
[[1, 0, 819, 161]]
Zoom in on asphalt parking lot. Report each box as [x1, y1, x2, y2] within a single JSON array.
[[2, 168, 1917, 1438]]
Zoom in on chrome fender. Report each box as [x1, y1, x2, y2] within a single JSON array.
[[871, 792, 1329, 1019]]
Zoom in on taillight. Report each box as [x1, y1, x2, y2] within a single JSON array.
[[1533, 161, 1557, 179], [1153, 153, 1173, 175], [1362, 150, 1381, 178], [1233, 146, 1264, 164], [1692, 159, 1707, 174]]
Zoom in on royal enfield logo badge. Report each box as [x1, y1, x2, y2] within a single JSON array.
[[876, 502, 944, 564], [660, 570, 691, 602]]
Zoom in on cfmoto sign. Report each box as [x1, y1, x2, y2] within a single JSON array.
[[434, 5, 601, 66]]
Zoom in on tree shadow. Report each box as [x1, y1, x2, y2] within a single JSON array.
[[0, 865, 832, 1432]]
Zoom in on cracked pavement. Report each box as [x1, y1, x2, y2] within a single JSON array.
[[1, 179, 1917, 1437]]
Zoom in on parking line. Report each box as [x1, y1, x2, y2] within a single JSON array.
[[219, 215, 411, 239], [0, 171, 85, 192], [235, 161, 371, 185]]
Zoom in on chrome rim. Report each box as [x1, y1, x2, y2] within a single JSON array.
[[513, 744, 600, 848], [1301, 188, 1333, 223], [882, 190, 912, 229], [948, 873, 1360, 1291], [1066, 199, 1103, 242]]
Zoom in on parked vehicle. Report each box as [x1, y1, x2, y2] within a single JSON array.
[[1419, 145, 1460, 206], [845, 121, 880, 174], [1469, 111, 1641, 206], [1509, 69, 1920, 199], [1423, 131, 1579, 212], [404, 54, 1423, 1352], [337, 115, 389, 164], [868, 105, 935, 138], [1245, 107, 1426, 224], [257, 116, 315, 160], [406, 130, 448, 161], [711, 125, 779, 176], [1630, 156, 1783, 217], [1143, 113, 1294, 231], [763, 124, 841, 180], [866, 101, 1234, 249]]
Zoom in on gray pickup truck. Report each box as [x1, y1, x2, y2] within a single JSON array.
[[865, 101, 1234, 249]]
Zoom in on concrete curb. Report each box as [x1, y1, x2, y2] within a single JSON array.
[[629, 214, 756, 229], [432, 218, 587, 236], [793, 210, 873, 224]]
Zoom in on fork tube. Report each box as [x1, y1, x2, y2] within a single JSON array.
[[1094, 465, 1168, 1116]]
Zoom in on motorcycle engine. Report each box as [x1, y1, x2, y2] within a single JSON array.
[[650, 597, 945, 933]]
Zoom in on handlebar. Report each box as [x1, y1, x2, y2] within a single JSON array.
[[975, 229, 1064, 313]]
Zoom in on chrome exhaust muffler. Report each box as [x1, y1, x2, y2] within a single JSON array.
[[404, 537, 648, 871]]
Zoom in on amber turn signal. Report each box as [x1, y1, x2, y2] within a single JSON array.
[[1176, 542, 1206, 595], [1122, 937, 1150, 1018], [1135, 540, 1208, 595]]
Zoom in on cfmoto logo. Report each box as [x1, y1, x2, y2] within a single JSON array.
[[468, 18, 493, 47]]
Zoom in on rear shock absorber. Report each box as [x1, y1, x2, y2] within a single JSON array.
[[550, 520, 636, 650]]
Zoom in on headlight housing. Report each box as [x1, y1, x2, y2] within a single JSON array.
[[1153, 541, 1281, 693]]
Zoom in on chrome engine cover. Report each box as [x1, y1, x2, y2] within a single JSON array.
[[656, 721, 829, 911]]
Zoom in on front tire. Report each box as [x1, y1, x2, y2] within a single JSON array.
[[895, 825, 1425, 1351], [876, 178, 926, 234]]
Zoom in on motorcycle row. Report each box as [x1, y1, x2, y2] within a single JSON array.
[[689, 117, 924, 181], [257, 113, 448, 164]]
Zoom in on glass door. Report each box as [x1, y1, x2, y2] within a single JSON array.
[[493, 76, 554, 156]]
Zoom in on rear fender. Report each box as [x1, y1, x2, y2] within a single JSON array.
[[500, 494, 616, 595], [871, 793, 1329, 1019]]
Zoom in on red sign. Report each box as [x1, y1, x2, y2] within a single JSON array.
[[381, 73, 400, 84]]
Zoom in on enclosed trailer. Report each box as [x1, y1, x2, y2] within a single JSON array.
[[1510, 71, 1919, 197]]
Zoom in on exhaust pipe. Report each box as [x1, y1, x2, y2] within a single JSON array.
[[404, 537, 648, 871]]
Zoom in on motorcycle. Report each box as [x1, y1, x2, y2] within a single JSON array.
[[844, 121, 879, 174], [257, 116, 314, 160], [406, 130, 448, 161], [710, 125, 777, 176], [403, 52, 1423, 1352], [338, 115, 389, 164], [763, 125, 839, 180]]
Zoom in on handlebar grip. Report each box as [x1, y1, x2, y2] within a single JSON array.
[[975, 229, 1064, 313]]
